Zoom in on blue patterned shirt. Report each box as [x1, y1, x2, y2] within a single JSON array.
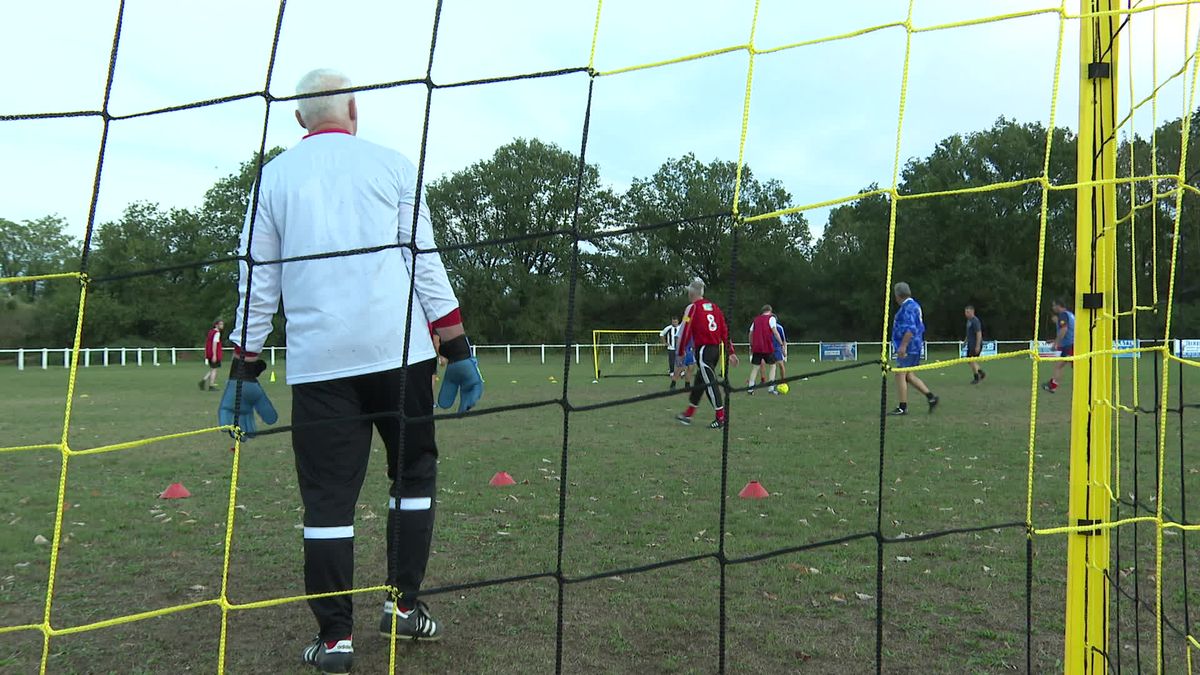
[[892, 298, 925, 352]]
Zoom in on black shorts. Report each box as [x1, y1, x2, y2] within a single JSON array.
[[206, 359, 222, 369], [966, 348, 981, 358], [751, 352, 776, 365], [291, 360, 439, 523]]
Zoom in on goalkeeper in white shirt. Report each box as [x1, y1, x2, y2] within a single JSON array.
[[221, 69, 483, 674]]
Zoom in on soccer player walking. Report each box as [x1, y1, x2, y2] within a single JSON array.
[[756, 311, 788, 387], [221, 69, 483, 674], [675, 278, 738, 428], [660, 317, 682, 389], [772, 314, 788, 383], [1042, 300, 1075, 393], [200, 319, 224, 391], [964, 305, 985, 384], [889, 282, 939, 415], [747, 304, 784, 395]]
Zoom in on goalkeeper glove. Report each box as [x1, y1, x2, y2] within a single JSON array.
[[218, 358, 278, 438], [437, 335, 483, 412]]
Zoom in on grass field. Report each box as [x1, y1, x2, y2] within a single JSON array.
[[2, 346, 1199, 674]]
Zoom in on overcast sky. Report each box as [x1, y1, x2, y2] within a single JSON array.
[[2, 0, 1197, 242]]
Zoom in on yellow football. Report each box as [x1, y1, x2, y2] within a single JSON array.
[[777, 383, 790, 395]]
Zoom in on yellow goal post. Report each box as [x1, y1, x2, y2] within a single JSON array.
[[591, 330, 727, 381], [591, 330, 670, 380]]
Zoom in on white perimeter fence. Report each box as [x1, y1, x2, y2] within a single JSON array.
[[5, 339, 1196, 370]]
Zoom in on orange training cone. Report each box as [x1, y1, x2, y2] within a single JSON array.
[[489, 471, 516, 487], [738, 480, 769, 499], [159, 482, 191, 499]]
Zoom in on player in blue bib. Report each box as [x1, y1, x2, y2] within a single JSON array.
[[889, 282, 938, 415], [762, 317, 787, 388], [672, 338, 700, 386], [675, 340, 697, 386], [1042, 300, 1075, 393]]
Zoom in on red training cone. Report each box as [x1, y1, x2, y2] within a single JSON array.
[[489, 471, 516, 487], [738, 480, 769, 499], [159, 482, 191, 499]]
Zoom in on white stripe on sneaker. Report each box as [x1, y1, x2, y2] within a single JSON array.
[[303, 525, 354, 540]]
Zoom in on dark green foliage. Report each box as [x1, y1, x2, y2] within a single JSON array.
[[427, 138, 621, 343], [821, 119, 1078, 341], [4, 110, 1199, 348], [1, 150, 285, 348]]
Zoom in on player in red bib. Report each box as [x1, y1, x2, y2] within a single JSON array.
[[675, 278, 739, 429], [747, 304, 784, 395], [200, 319, 224, 391]]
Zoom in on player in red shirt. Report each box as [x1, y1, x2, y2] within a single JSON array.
[[747, 304, 785, 395], [675, 278, 739, 428], [200, 319, 224, 391]]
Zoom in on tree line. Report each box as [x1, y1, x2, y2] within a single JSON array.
[[2, 113, 1198, 351]]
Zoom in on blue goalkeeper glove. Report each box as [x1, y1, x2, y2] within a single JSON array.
[[218, 358, 278, 438], [437, 335, 483, 412]]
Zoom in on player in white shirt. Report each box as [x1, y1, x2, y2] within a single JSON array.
[[660, 317, 682, 389], [221, 69, 483, 673]]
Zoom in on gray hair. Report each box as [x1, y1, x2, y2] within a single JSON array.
[[296, 69, 353, 126], [894, 281, 912, 299], [687, 278, 705, 297]]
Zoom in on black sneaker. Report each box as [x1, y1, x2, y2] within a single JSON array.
[[379, 600, 442, 641], [927, 395, 939, 413], [978, 370, 986, 382], [747, 388, 755, 396], [970, 376, 980, 385], [198, 379, 206, 391], [676, 413, 692, 426], [708, 418, 725, 429], [887, 407, 908, 416], [302, 636, 353, 674]]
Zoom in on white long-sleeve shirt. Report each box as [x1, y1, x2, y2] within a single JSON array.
[[232, 130, 459, 385]]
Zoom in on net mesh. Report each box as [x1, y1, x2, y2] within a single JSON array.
[[2, 1, 1200, 672]]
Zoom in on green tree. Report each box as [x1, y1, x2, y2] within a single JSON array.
[[18, 148, 288, 347], [192, 147, 287, 345], [59, 148, 290, 348], [0, 216, 78, 301], [813, 118, 1077, 341], [615, 154, 810, 334], [0, 216, 80, 347], [809, 187, 892, 339], [426, 138, 620, 342], [895, 118, 1077, 340], [1116, 110, 1200, 338], [79, 203, 197, 344]]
